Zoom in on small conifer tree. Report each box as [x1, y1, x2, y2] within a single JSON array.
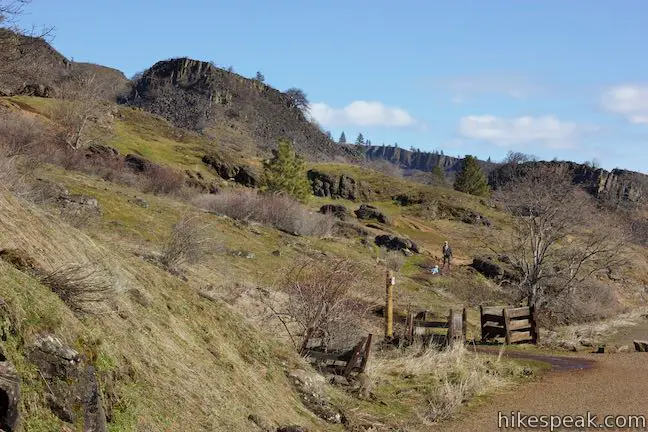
[[261, 140, 311, 202], [453, 155, 489, 196]]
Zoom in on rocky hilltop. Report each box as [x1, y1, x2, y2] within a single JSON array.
[[489, 161, 648, 204], [125, 57, 361, 162], [0, 30, 128, 100], [362, 144, 497, 175]]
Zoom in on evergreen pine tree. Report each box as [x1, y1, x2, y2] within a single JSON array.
[[453, 155, 490, 196], [261, 140, 311, 202], [355, 133, 365, 145], [339, 132, 346, 144]]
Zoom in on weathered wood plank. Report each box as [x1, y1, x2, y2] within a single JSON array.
[[344, 337, 366, 378], [507, 319, 531, 331], [414, 321, 450, 328], [360, 334, 373, 372], [507, 307, 531, 319], [509, 331, 533, 343], [481, 306, 506, 316]]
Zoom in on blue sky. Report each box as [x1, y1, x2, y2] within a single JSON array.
[[16, 0, 648, 173]]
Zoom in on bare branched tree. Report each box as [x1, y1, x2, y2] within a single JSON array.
[[260, 257, 371, 354], [490, 164, 627, 314], [49, 71, 107, 150]]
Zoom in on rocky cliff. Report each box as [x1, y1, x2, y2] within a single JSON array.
[[361, 145, 498, 176], [488, 161, 648, 204], [125, 57, 361, 162]]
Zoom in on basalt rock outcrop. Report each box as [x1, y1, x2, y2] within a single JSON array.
[[362, 145, 497, 177], [374, 235, 420, 254], [489, 161, 648, 204], [354, 204, 390, 225], [308, 170, 373, 201], [201, 154, 258, 187], [125, 57, 361, 162]]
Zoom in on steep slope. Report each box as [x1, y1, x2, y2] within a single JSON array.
[[125, 57, 361, 161], [0, 29, 129, 100]]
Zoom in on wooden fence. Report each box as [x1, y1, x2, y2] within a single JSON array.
[[304, 334, 373, 378], [406, 308, 466, 345], [480, 305, 538, 344]]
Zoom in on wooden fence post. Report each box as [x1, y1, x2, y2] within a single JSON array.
[[529, 305, 539, 344], [503, 307, 511, 345], [462, 307, 467, 340], [385, 270, 394, 339], [479, 305, 485, 342], [344, 337, 366, 378], [359, 334, 373, 372]]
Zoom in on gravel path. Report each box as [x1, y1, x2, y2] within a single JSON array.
[[443, 352, 648, 431]]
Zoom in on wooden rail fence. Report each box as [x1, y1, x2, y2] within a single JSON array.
[[480, 305, 538, 344], [406, 308, 466, 345], [304, 334, 373, 378]]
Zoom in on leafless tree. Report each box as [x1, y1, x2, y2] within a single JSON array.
[[490, 164, 627, 312], [49, 71, 107, 150], [259, 257, 371, 354], [502, 150, 536, 165]]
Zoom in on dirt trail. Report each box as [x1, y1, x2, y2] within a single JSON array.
[[443, 325, 648, 432]]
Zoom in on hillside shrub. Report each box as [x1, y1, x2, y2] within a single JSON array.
[[194, 190, 334, 237], [39, 263, 114, 315], [160, 214, 214, 273]]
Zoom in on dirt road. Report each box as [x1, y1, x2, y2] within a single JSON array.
[[443, 350, 648, 431]]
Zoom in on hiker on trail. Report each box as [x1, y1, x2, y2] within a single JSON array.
[[442, 241, 452, 270], [431, 264, 440, 275]]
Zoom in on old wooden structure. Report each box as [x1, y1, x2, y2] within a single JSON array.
[[405, 308, 466, 345], [304, 334, 373, 378], [480, 305, 538, 344]]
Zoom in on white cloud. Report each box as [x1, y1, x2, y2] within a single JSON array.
[[309, 101, 418, 128], [458, 115, 589, 149], [601, 84, 648, 124]]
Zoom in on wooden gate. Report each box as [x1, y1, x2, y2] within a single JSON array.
[[480, 305, 538, 344], [406, 308, 466, 345]]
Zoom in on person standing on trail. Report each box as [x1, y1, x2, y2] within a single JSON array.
[[442, 241, 452, 270]]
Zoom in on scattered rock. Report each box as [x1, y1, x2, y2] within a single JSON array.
[[374, 234, 420, 254], [271, 250, 281, 257], [277, 426, 308, 432], [16, 83, 56, 98], [201, 154, 258, 187], [634, 340, 648, 352], [131, 197, 149, 208], [0, 347, 21, 431], [470, 256, 517, 282], [230, 250, 255, 259], [354, 204, 390, 225], [580, 339, 595, 348], [319, 204, 350, 221], [617, 345, 630, 353], [327, 375, 349, 387], [288, 369, 342, 424]]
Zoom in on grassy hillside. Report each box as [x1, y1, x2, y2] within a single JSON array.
[[1, 93, 647, 431]]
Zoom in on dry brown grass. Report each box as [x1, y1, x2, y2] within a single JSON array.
[[194, 189, 335, 237], [368, 342, 526, 424]]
